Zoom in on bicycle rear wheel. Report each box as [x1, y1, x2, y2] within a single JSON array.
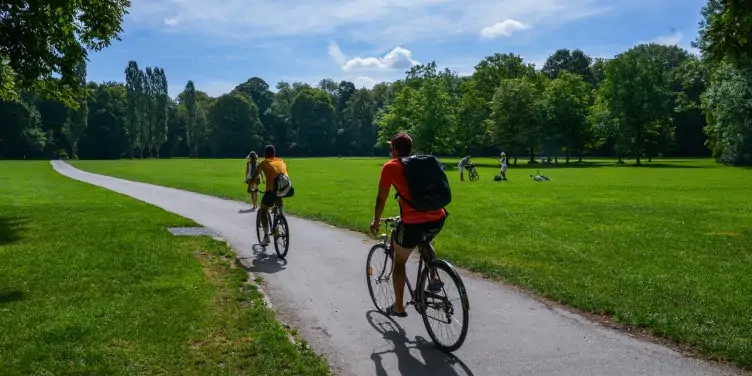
[[273, 214, 290, 258], [366, 244, 394, 312], [256, 209, 272, 245], [418, 259, 469, 352]]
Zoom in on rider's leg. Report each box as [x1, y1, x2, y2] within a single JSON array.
[[390, 222, 420, 315], [259, 191, 275, 245], [251, 181, 259, 208]]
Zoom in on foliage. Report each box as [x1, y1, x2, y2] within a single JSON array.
[[701, 63, 752, 165], [0, 0, 131, 107]]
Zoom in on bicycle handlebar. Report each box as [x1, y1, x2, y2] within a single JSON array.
[[379, 216, 400, 224]]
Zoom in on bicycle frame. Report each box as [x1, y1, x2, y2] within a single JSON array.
[[378, 217, 438, 307]]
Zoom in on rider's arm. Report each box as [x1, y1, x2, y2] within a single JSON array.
[[373, 166, 392, 222], [251, 160, 265, 182]]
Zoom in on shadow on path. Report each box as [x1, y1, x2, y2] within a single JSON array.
[[0, 216, 28, 246], [366, 310, 476, 376], [237, 245, 287, 274]]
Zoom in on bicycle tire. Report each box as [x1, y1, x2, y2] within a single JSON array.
[[366, 243, 394, 312], [255, 209, 272, 245], [419, 259, 469, 352], [273, 214, 290, 258]]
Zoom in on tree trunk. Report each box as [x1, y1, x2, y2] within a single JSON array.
[[566, 148, 570, 164], [648, 155, 652, 162], [529, 148, 535, 162], [514, 156, 518, 166], [636, 156, 641, 165]]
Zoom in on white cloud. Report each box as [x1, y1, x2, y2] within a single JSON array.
[[354, 76, 378, 89], [327, 41, 346, 65], [163, 17, 179, 26], [126, 0, 606, 45], [480, 19, 530, 38], [329, 41, 419, 71], [653, 31, 682, 46]]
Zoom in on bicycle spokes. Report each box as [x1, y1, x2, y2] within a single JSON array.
[[420, 265, 467, 349]]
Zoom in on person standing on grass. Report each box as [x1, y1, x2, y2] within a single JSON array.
[[500, 152, 508, 180], [458, 155, 471, 182], [245, 151, 262, 210]]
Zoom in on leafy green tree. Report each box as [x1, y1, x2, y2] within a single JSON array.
[[542, 71, 592, 163], [208, 93, 262, 157], [376, 86, 419, 147], [290, 87, 335, 156], [342, 88, 377, 155], [411, 77, 455, 154], [595, 48, 674, 163], [0, 0, 131, 107], [80, 82, 128, 159], [489, 77, 545, 164], [695, 0, 752, 67], [701, 63, 752, 165], [541, 49, 596, 85], [456, 79, 487, 155], [124, 61, 143, 158], [182, 81, 198, 157], [0, 98, 48, 158], [62, 62, 88, 158]]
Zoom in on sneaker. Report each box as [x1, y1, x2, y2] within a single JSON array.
[[261, 234, 270, 246]]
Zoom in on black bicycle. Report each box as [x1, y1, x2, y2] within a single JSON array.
[[466, 164, 479, 181], [255, 202, 290, 258], [366, 217, 470, 352]]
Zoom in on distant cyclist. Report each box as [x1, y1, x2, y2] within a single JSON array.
[[250, 145, 292, 246], [370, 132, 449, 317]]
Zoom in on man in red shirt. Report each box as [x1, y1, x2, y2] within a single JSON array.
[[370, 132, 447, 317]]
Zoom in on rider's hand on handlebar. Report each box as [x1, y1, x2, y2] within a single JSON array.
[[370, 218, 380, 236]]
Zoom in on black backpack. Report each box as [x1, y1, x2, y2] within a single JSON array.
[[396, 155, 452, 211]]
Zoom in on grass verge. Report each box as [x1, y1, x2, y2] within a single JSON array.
[[71, 157, 752, 370], [0, 161, 330, 376]]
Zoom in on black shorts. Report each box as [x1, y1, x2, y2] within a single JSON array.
[[261, 191, 281, 207], [394, 217, 446, 249]]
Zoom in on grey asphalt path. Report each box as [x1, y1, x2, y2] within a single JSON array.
[[52, 160, 746, 376]]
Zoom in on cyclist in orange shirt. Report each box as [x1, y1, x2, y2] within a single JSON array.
[[370, 133, 448, 317], [251, 145, 290, 246]]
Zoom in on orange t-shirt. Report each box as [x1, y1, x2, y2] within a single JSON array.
[[379, 158, 447, 224]]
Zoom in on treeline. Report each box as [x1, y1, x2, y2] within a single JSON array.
[[1, 44, 750, 165]]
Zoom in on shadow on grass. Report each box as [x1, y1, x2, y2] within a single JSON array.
[[366, 310, 475, 376], [0, 216, 28, 245], [0, 290, 24, 304]]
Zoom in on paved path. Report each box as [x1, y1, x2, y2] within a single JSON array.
[[52, 161, 745, 376]]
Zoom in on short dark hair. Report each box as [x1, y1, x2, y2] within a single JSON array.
[[264, 144, 276, 158], [389, 133, 413, 158]]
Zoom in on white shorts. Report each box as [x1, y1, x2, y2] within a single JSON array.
[[501, 165, 507, 172]]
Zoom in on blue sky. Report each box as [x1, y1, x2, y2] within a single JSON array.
[[86, 0, 707, 98]]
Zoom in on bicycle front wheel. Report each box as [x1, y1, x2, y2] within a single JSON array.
[[418, 259, 469, 352], [273, 214, 290, 258], [366, 244, 394, 312]]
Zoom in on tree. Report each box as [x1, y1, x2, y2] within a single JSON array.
[[456, 79, 487, 155], [595, 48, 674, 164], [0, 98, 48, 158], [342, 88, 377, 155], [290, 88, 335, 156], [411, 77, 455, 155], [489, 77, 545, 164], [700, 63, 752, 165], [472, 53, 535, 103], [695, 0, 752, 67], [542, 71, 592, 163], [79, 82, 128, 159], [0, 0, 131, 108], [183, 81, 198, 157], [376, 86, 420, 147], [124, 61, 143, 158], [208, 93, 263, 157], [62, 62, 89, 158], [541, 49, 595, 84]]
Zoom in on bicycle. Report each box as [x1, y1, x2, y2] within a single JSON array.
[[466, 164, 479, 181], [366, 216, 470, 352], [255, 201, 290, 258]]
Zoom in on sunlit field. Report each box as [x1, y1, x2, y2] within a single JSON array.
[[71, 157, 752, 369]]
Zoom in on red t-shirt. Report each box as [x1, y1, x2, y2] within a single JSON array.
[[379, 158, 447, 224]]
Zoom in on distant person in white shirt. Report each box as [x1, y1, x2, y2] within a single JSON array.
[[500, 152, 508, 180], [458, 155, 471, 182]]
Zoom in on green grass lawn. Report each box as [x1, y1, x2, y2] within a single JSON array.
[[0, 161, 330, 376], [71, 157, 752, 370]]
